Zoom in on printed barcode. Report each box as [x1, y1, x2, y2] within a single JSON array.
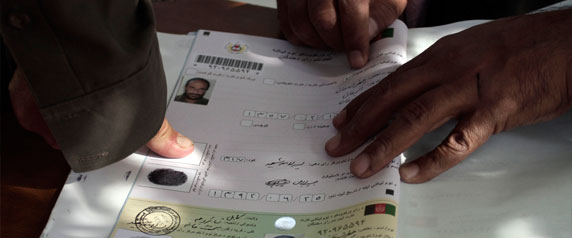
[[195, 55, 263, 71]]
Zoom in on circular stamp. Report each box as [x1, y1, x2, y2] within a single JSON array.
[[134, 206, 181, 235]]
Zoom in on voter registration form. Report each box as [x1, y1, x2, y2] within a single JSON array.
[[112, 20, 407, 238]]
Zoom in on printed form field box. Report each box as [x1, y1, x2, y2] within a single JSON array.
[[209, 189, 222, 198], [293, 123, 306, 130], [294, 114, 306, 120], [234, 192, 247, 200], [312, 194, 326, 202], [299, 195, 312, 203], [279, 194, 293, 203], [221, 156, 247, 162], [322, 113, 336, 120], [306, 114, 318, 121], [243, 110, 255, 117], [246, 192, 260, 200], [223, 191, 235, 199], [266, 193, 280, 202], [241, 120, 253, 127]]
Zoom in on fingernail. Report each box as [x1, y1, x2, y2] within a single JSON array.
[[368, 17, 379, 39], [176, 134, 193, 149], [333, 109, 347, 126], [400, 163, 419, 180], [353, 154, 370, 176], [325, 133, 342, 152], [349, 50, 365, 68]]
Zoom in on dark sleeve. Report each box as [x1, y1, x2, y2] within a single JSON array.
[[1, 0, 166, 172]]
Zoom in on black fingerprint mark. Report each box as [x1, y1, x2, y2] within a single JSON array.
[[148, 168, 188, 186]]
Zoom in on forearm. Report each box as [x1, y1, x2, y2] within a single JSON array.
[[1, 0, 167, 171]]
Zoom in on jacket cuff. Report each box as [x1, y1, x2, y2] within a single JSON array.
[[40, 37, 166, 172]]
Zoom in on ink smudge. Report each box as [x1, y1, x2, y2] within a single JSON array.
[[75, 174, 87, 182], [147, 168, 188, 186]]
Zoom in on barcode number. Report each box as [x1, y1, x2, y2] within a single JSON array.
[[196, 54, 263, 71]]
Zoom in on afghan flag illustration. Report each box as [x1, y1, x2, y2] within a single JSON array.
[[364, 203, 396, 216]]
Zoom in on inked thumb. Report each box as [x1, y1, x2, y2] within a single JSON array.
[[146, 119, 194, 158]]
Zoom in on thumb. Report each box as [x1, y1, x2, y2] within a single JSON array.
[[146, 119, 194, 158]]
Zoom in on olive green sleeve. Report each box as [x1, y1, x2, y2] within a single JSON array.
[[1, 0, 166, 172]]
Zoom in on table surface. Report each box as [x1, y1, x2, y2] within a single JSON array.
[[0, 1, 278, 237]]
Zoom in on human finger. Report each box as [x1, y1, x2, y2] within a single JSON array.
[[277, 0, 302, 45], [349, 82, 476, 178], [332, 52, 438, 130], [146, 119, 194, 158], [287, 0, 327, 49], [399, 110, 496, 183], [9, 68, 59, 149], [369, 0, 407, 35], [339, 0, 370, 68], [332, 88, 374, 129], [277, 0, 301, 45], [307, 0, 344, 50], [326, 66, 442, 156]]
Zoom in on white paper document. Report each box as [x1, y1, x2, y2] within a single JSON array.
[[112, 20, 408, 238]]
